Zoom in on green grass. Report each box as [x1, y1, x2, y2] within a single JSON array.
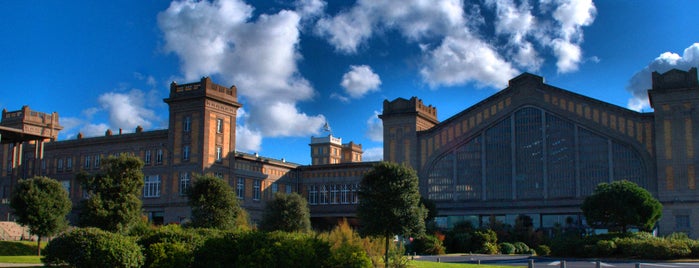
[[0, 241, 44, 256], [410, 260, 524, 268], [0, 255, 42, 264]]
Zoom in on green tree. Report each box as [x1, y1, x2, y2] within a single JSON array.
[[260, 192, 311, 232], [188, 174, 241, 229], [581, 180, 662, 232], [10, 176, 72, 255], [77, 154, 144, 233], [357, 162, 426, 268]]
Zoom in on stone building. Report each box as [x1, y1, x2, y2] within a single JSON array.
[[380, 68, 699, 237]]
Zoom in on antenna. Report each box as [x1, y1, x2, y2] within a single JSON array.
[[322, 121, 332, 134]]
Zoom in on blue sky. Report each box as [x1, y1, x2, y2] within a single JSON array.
[[2, 0, 698, 165]]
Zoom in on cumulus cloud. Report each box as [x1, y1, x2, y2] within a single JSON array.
[[365, 111, 383, 142], [98, 89, 159, 131], [340, 65, 381, 99], [294, 0, 326, 20], [158, 0, 326, 146], [626, 43, 699, 111], [316, 0, 597, 88], [235, 125, 262, 152], [362, 147, 383, 162]]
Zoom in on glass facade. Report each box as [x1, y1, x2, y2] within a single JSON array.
[[426, 106, 650, 201]]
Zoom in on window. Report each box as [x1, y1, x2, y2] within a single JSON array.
[[41, 159, 46, 171], [57, 158, 64, 170], [143, 175, 161, 198], [179, 172, 190, 196], [351, 184, 359, 204], [61, 181, 71, 195], [216, 118, 223, 133], [145, 150, 151, 165], [319, 185, 328, 204], [66, 157, 72, 169], [156, 149, 163, 165], [183, 145, 190, 161], [330, 184, 338, 204], [308, 185, 318, 205], [84, 156, 91, 169], [286, 184, 292, 194], [676, 215, 691, 230], [216, 146, 223, 162], [253, 180, 261, 201], [214, 172, 223, 178], [183, 116, 191, 132], [236, 177, 245, 200], [94, 155, 100, 167], [340, 184, 349, 204], [271, 183, 278, 194]]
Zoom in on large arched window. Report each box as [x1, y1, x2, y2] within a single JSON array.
[[425, 106, 650, 201]]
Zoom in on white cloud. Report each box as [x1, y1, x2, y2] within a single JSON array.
[[362, 147, 383, 162], [98, 89, 158, 131], [294, 0, 326, 20], [158, 0, 326, 147], [626, 43, 699, 111], [340, 65, 381, 99], [315, 6, 374, 54], [547, 0, 596, 73], [365, 111, 383, 142], [420, 32, 520, 89], [235, 124, 262, 152]]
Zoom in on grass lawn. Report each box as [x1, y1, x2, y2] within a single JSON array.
[[410, 260, 524, 268], [0, 255, 42, 264]]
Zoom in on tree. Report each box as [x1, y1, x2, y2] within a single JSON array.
[[260, 192, 311, 232], [77, 154, 144, 233], [10, 176, 72, 255], [357, 162, 426, 268], [581, 180, 662, 232], [188, 174, 241, 229]]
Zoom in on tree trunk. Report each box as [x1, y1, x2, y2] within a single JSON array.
[[37, 236, 41, 256], [384, 232, 389, 268]]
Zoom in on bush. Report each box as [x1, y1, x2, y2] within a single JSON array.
[[138, 225, 212, 268], [499, 242, 516, 254], [594, 240, 617, 257], [480, 242, 499, 254], [445, 232, 473, 253], [535, 245, 551, 256], [43, 227, 144, 268], [328, 243, 372, 268], [411, 235, 445, 255], [513, 241, 529, 254]]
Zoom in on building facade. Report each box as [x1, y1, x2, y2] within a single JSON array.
[[2, 68, 699, 236], [381, 68, 699, 236]]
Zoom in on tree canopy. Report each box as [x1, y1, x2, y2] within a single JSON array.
[[581, 180, 662, 232], [260, 192, 311, 232], [10, 176, 72, 255], [77, 154, 144, 233], [188, 174, 242, 229], [357, 162, 426, 267]]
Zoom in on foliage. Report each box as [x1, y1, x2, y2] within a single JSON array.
[[9, 176, 71, 255], [581, 180, 662, 232], [260, 192, 311, 232], [499, 242, 515, 254], [138, 225, 211, 268], [420, 197, 438, 232], [512, 241, 529, 254], [411, 234, 446, 255], [188, 174, 242, 229], [548, 231, 699, 259], [77, 154, 144, 233], [42, 227, 144, 268], [357, 162, 426, 267], [193, 230, 331, 268], [534, 244, 551, 256], [327, 243, 373, 268]]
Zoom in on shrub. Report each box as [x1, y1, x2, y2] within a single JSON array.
[[43, 227, 144, 268], [445, 232, 473, 253], [594, 240, 617, 257], [499, 242, 516, 254], [146, 242, 190, 268], [513, 241, 529, 254], [327, 243, 372, 268], [411, 235, 445, 255], [535, 245, 551, 256], [139, 225, 210, 268], [480, 242, 499, 254]]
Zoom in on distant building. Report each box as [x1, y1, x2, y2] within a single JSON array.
[[2, 68, 699, 237]]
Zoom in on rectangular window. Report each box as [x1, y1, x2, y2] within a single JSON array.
[[351, 184, 359, 204], [253, 180, 261, 201], [271, 183, 278, 194], [156, 149, 163, 165], [216, 118, 224, 133], [179, 172, 190, 196], [308, 185, 317, 205], [41, 159, 46, 171], [214, 172, 223, 178], [66, 157, 72, 169], [216, 147, 223, 162], [84, 156, 90, 169], [183, 146, 190, 161], [236, 177, 245, 200], [145, 150, 151, 165], [94, 155, 100, 167], [319, 185, 328, 204], [286, 184, 292, 194], [340, 184, 349, 204], [143, 175, 161, 198], [676, 215, 691, 229], [57, 158, 64, 170], [330, 184, 338, 204], [184, 116, 191, 132]]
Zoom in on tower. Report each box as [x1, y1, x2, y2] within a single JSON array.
[[379, 97, 438, 169], [164, 77, 242, 178], [309, 135, 363, 165]]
